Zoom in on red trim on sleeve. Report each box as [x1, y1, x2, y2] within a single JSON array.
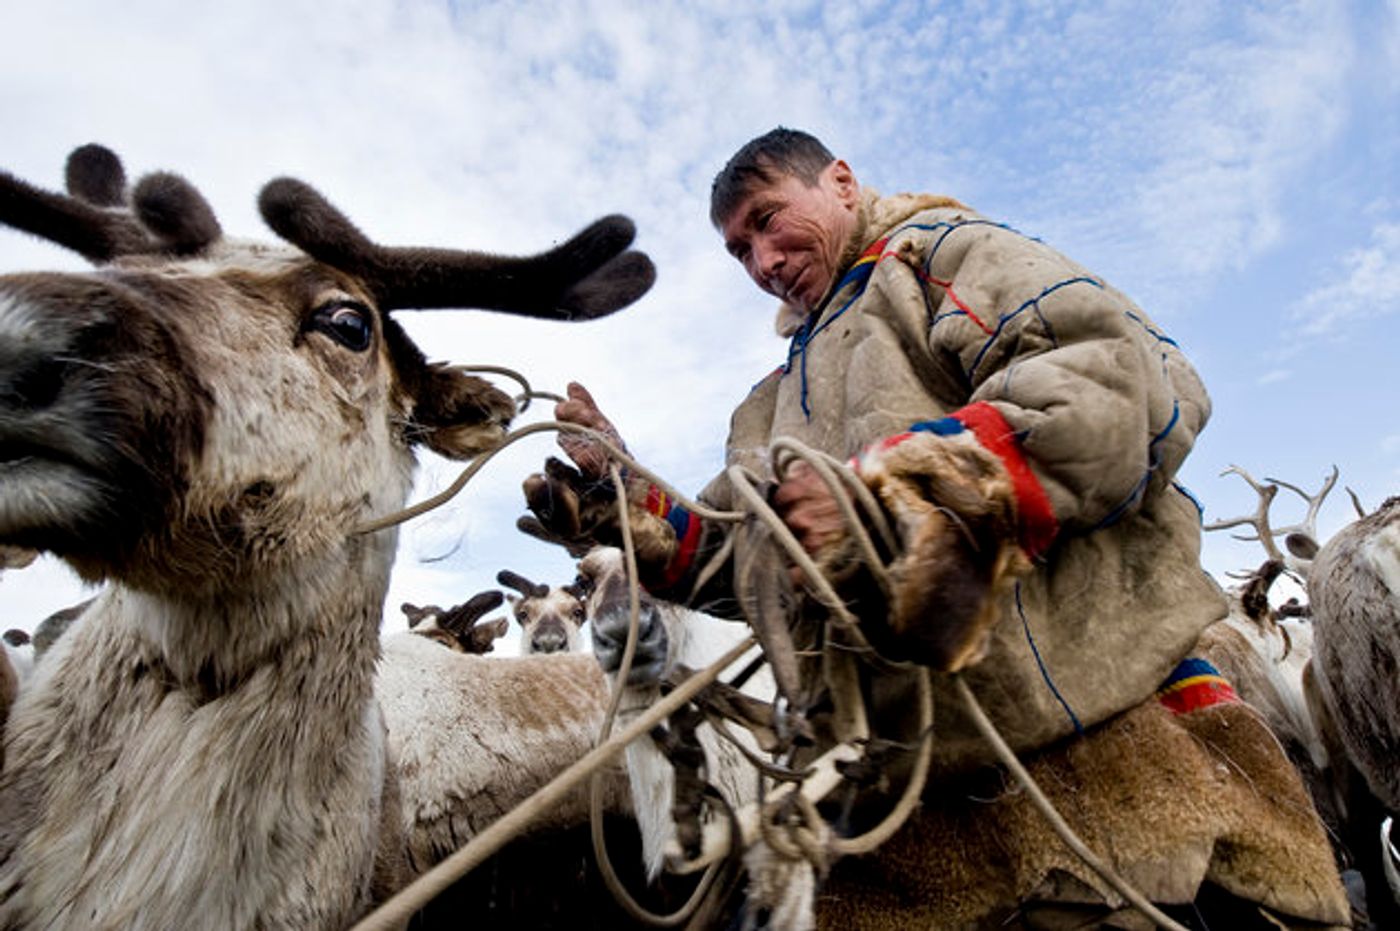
[[951, 402, 1059, 557], [659, 509, 702, 589], [644, 483, 667, 515]]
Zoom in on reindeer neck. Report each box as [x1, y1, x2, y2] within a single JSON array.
[[115, 533, 395, 698]]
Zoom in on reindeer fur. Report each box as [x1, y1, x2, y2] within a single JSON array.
[[1308, 497, 1400, 813], [376, 632, 631, 872], [578, 546, 772, 880], [0, 145, 653, 930]]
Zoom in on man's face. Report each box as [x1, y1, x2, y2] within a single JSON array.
[[719, 160, 860, 315]]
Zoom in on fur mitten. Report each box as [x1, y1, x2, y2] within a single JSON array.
[[519, 456, 678, 573], [840, 431, 1031, 671]]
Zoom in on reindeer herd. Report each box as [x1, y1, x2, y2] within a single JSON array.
[[0, 145, 1396, 929]]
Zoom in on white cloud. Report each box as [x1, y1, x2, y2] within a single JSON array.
[[1, 0, 1394, 637], [1292, 221, 1400, 335]]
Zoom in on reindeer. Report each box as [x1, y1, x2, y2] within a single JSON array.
[[0, 633, 20, 764], [1202, 466, 1333, 783], [382, 578, 659, 929], [1206, 465, 1399, 927], [0, 143, 653, 930], [573, 546, 772, 885], [1308, 494, 1400, 927], [497, 568, 586, 654], [400, 590, 510, 654]]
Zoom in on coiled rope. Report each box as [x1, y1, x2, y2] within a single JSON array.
[[346, 373, 1188, 931]]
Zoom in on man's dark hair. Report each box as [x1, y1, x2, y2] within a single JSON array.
[[709, 127, 835, 228]]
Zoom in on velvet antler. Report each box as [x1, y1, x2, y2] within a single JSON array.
[[439, 590, 506, 637], [496, 569, 549, 599], [0, 144, 221, 262], [258, 178, 655, 319]]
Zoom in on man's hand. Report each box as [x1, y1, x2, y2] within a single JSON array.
[[555, 381, 627, 478], [771, 460, 847, 560], [521, 382, 678, 573]]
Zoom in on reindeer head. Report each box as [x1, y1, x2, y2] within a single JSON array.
[[497, 568, 585, 654], [0, 145, 654, 595], [401, 591, 509, 654]]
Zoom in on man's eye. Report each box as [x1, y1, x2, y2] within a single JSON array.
[[309, 301, 373, 351]]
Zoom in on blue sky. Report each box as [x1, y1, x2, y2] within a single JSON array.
[[2, 0, 1397, 645]]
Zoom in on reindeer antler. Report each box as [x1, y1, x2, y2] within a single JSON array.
[[1204, 465, 1286, 564], [1265, 465, 1337, 562], [438, 590, 506, 637], [496, 569, 549, 599], [257, 178, 655, 319], [0, 144, 221, 262]]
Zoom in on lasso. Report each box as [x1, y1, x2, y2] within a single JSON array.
[[349, 369, 1188, 931]]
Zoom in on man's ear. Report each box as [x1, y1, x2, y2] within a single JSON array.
[[410, 363, 516, 461], [827, 159, 859, 207]]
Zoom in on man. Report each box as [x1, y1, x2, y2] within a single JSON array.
[[527, 129, 1347, 928]]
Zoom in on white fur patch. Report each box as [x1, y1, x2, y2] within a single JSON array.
[[0, 291, 42, 342], [1361, 522, 1400, 606]]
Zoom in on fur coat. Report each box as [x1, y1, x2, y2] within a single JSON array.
[[705, 189, 1227, 771]]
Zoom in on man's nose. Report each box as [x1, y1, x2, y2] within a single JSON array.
[[750, 239, 784, 287]]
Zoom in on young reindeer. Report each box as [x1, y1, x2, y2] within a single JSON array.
[[497, 568, 586, 654], [401, 590, 511, 655], [0, 144, 653, 930], [573, 546, 773, 882]]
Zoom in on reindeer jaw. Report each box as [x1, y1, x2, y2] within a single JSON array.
[[0, 452, 109, 552]]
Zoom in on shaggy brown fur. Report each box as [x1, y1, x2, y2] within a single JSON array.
[[815, 697, 1348, 929], [0, 646, 14, 767], [844, 430, 1031, 671]]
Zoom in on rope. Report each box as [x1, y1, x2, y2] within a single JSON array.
[[770, 437, 894, 603], [828, 667, 933, 857], [337, 375, 1187, 931], [953, 676, 1190, 931], [352, 421, 743, 537], [675, 442, 1182, 931], [348, 634, 757, 931], [586, 463, 723, 926], [448, 363, 561, 413]]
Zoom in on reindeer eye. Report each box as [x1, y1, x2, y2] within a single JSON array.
[[309, 301, 373, 352]]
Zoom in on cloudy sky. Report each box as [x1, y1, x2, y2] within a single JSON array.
[[3, 0, 1397, 649]]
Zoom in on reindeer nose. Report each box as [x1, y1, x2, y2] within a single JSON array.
[[531, 629, 568, 654], [1, 356, 67, 410]]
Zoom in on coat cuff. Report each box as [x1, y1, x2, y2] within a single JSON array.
[[640, 483, 702, 589], [906, 402, 1059, 558]]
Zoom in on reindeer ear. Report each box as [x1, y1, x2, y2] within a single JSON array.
[[470, 617, 511, 653], [409, 362, 516, 461], [1284, 532, 1320, 561]]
